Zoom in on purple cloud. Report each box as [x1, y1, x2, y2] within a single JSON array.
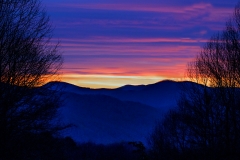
[[42, 0, 239, 87]]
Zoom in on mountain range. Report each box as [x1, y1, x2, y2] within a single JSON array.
[[47, 80, 192, 145]]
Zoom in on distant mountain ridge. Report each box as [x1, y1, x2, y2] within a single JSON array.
[[45, 80, 196, 145], [47, 80, 186, 111]]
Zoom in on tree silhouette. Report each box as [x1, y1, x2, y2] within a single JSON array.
[[149, 2, 240, 159], [0, 0, 62, 158]]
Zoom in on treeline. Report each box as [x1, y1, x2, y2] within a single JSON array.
[[148, 84, 240, 160], [2, 132, 147, 160]]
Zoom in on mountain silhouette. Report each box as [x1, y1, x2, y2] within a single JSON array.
[[45, 80, 196, 145]]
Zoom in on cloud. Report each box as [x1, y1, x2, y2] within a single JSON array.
[[44, 0, 239, 88], [56, 2, 232, 22]]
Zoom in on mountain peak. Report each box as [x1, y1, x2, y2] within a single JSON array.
[[117, 84, 146, 91]]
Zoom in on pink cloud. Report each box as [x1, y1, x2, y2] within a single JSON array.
[[58, 37, 207, 43], [61, 44, 196, 75], [45, 1, 238, 88], [61, 62, 187, 79]]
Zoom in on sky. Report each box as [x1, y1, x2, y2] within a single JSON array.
[[42, 0, 239, 88]]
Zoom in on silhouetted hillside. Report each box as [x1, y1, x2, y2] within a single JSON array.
[[45, 80, 198, 145]]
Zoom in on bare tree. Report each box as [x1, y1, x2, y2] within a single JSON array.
[[0, 0, 62, 157], [187, 3, 240, 154], [149, 2, 240, 159]]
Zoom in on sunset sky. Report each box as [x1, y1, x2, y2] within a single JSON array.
[[43, 0, 239, 88]]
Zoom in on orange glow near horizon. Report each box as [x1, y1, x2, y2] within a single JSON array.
[[58, 37, 198, 88], [45, 0, 239, 88], [61, 74, 184, 89], [60, 61, 187, 88]]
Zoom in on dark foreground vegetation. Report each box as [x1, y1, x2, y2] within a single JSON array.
[[0, 0, 63, 159], [2, 0, 240, 159], [148, 2, 240, 160], [2, 132, 148, 160]]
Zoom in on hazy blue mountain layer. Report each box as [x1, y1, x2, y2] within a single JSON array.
[[45, 80, 195, 145]]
